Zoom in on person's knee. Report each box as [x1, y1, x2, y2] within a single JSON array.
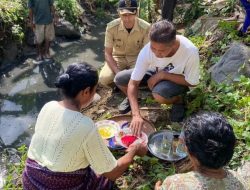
[[152, 93, 174, 104], [36, 28, 46, 44], [114, 71, 130, 87], [99, 74, 114, 87], [45, 24, 55, 42], [99, 66, 115, 87]]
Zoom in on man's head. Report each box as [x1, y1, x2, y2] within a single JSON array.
[[149, 20, 177, 58], [118, 0, 138, 29]]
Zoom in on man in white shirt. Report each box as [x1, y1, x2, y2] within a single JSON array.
[[114, 20, 200, 136]]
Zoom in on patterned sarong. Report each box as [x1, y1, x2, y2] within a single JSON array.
[[22, 158, 114, 190]]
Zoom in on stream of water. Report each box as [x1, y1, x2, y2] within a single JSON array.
[[0, 21, 106, 187]]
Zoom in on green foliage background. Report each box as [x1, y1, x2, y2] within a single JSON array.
[[0, 0, 27, 44]]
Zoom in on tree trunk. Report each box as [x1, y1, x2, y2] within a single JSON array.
[[161, 0, 177, 21]]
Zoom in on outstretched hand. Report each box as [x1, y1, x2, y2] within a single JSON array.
[[126, 141, 148, 157], [130, 115, 144, 137]]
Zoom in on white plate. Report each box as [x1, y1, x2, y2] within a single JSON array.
[[115, 128, 148, 148], [95, 120, 119, 139]]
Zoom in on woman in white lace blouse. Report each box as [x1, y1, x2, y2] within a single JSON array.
[[22, 62, 147, 190]]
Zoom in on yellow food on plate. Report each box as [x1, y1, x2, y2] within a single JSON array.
[[98, 126, 115, 139]]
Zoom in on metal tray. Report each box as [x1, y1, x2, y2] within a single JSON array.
[[147, 130, 187, 162]]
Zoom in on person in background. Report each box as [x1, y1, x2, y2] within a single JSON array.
[[155, 111, 250, 190], [161, 0, 177, 22], [99, 0, 150, 93], [28, 0, 56, 61], [238, 0, 250, 36], [114, 20, 200, 136], [22, 62, 147, 190]]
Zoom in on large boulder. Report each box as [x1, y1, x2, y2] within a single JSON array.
[[186, 16, 225, 36], [210, 43, 250, 83], [55, 20, 81, 39]]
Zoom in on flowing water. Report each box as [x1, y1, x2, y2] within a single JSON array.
[[0, 21, 106, 187]]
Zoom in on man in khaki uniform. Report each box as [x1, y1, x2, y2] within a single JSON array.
[[99, 0, 150, 87]]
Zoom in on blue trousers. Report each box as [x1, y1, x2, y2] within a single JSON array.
[[240, 0, 250, 32]]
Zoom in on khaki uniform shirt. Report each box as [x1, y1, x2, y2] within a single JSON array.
[[105, 17, 150, 68]]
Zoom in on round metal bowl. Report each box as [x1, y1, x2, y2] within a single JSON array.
[[147, 130, 187, 162]]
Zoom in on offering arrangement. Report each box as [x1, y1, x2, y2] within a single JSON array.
[[147, 130, 187, 162]]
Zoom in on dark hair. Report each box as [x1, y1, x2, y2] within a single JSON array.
[[54, 62, 98, 98], [149, 20, 176, 45], [184, 111, 236, 169]]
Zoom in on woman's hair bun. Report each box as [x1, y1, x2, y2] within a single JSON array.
[[55, 73, 70, 88]]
